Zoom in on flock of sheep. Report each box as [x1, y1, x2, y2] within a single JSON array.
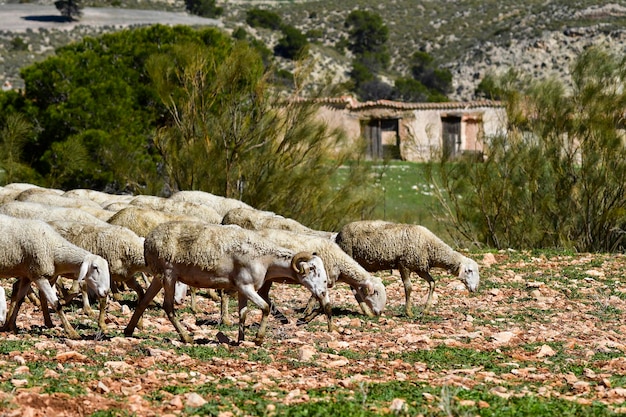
[[0, 182, 480, 345]]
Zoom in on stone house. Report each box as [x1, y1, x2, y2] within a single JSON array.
[[314, 97, 506, 161]]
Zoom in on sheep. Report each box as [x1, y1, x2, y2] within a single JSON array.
[[169, 190, 253, 216], [255, 228, 387, 322], [222, 207, 336, 239], [107, 206, 231, 317], [0, 286, 6, 326], [16, 189, 101, 208], [63, 189, 134, 207], [102, 201, 132, 212], [47, 220, 150, 330], [0, 214, 110, 339], [335, 220, 480, 317], [129, 195, 222, 224], [107, 206, 205, 238], [0, 201, 110, 226], [124, 221, 332, 345]]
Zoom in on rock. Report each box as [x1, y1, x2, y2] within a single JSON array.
[[297, 345, 316, 362], [185, 392, 207, 408]]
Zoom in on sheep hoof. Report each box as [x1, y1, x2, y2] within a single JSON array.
[[66, 329, 81, 340]]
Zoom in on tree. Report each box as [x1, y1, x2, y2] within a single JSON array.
[[0, 114, 40, 184], [185, 0, 223, 18], [245, 8, 282, 30], [54, 0, 82, 21], [274, 25, 309, 60], [344, 10, 389, 59], [428, 47, 626, 252], [409, 51, 452, 97], [343, 10, 391, 101], [19, 24, 231, 193], [147, 42, 377, 230]]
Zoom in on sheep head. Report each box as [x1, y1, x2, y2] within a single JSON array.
[[352, 277, 387, 317], [79, 254, 111, 299], [459, 257, 480, 292], [291, 251, 333, 331]]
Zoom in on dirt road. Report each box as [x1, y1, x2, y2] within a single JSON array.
[[0, 4, 222, 32]]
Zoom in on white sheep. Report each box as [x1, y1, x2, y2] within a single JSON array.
[[169, 190, 253, 216], [0, 286, 6, 326], [47, 220, 150, 330], [222, 207, 336, 239], [129, 194, 222, 224], [63, 189, 134, 207], [335, 220, 480, 317], [255, 228, 387, 322], [124, 221, 332, 345], [108, 206, 226, 316], [16, 190, 102, 209], [0, 201, 110, 226], [0, 214, 111, 339], [107, 206, 204, 237]]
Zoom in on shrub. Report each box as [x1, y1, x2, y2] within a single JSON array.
[[428, 47, 626, 252]]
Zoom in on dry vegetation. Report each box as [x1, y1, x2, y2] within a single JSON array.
[[1, 250, 625, 416]]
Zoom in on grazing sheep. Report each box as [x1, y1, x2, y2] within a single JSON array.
[[108, 206, 213, 310], [63, 189, 134, 207], [2, 182, 43, 192], [0, 286, 6, 326], [17, 190, 102, 209], [0, 201, 109, 226], [169, 190, 253, 216], [129, 195, 222, 224], [124, 221, 332, 345], [335, 220, 480, 317], [77, 206, 116, 222], [102, 201, 132, 212], [0, 214, 110, 339], [255, 228, 386, 321], [222, 207, 336, 239], [107, 206, 203, 237], [48, 220, 150, 330]]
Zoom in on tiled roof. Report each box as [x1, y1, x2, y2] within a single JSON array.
[[294, 96, 503, 110]]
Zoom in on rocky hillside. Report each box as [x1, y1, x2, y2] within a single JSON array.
[[1, 0, 626, 100]]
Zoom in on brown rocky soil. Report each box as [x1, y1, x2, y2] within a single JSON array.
[[0, 250, 625, 416]]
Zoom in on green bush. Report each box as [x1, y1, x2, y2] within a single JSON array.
[[245, 8, 283, 30], [428, 47, 626, 252]]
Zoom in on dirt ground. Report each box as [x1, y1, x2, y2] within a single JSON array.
[[0, 4, 221, 33], [0, 251, 625, 416]]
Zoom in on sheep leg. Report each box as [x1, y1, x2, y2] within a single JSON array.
[[0, 278, 32, 333], [124, 275, 163, 337], [219, 290, 233, 326], [97, 296, 108, 331], [351, 288, 375, 317], [417, 270, 436, 313], [80, 280, 95, 318], [162, 275, 193, 344], [237, 285, 271, 346], [258, 282, 289, 325], [26, 287, 40, 307], [38, 289, 54, 328], [399, 265, 414, 317], [34, 277, 80, 340], [207, 288, 221, 302], [301, 294, 318, 318], [237, 293, 248, 344]]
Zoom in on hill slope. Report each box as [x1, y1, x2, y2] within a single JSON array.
[[1, 1, 625, 99]]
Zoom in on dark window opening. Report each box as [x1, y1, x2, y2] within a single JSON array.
[[362, 118, 400, 159], [442, 115, 462, 159]]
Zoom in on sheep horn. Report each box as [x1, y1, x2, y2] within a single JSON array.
[[291, 251, 314, 274]]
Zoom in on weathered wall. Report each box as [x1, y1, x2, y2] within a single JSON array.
[[315, 99, 506, 162]]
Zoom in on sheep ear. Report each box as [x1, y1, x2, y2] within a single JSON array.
[[363, 282, 374, 296], [78, 259, 89, 283]]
